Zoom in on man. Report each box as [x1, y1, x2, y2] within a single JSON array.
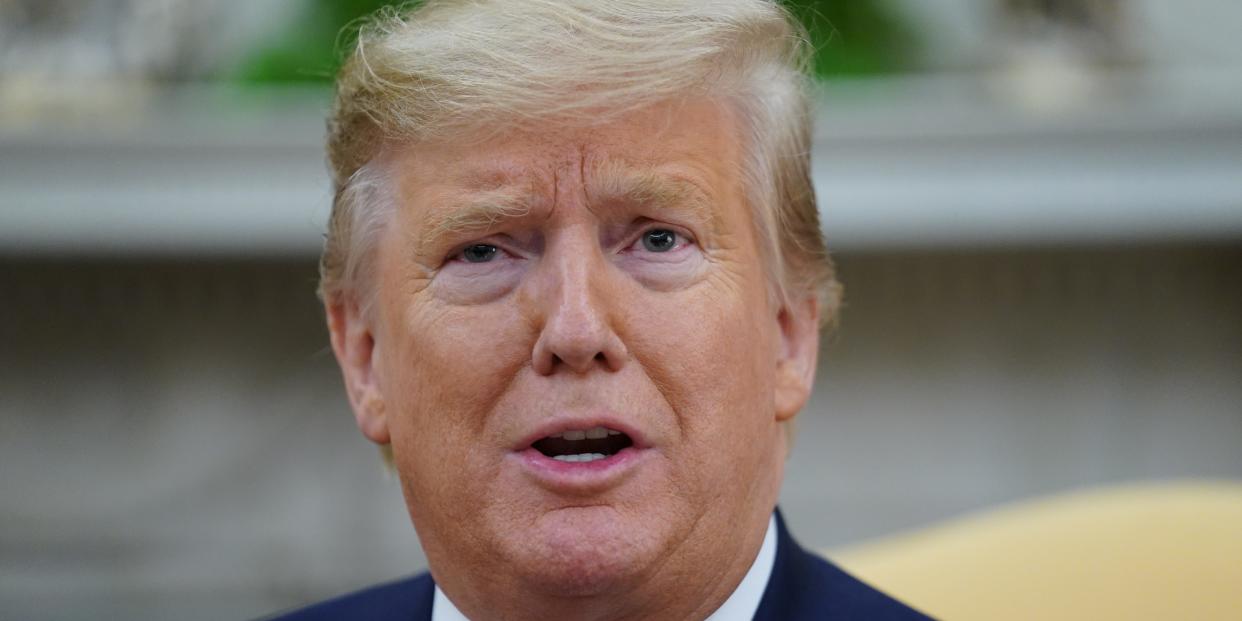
[[274, 1, 930, 619]]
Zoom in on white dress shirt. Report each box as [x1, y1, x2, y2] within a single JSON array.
[[432, 514, 778, 621]]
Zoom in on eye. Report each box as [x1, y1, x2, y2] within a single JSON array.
[[458, 244, 499, 263], [640, 229, 678, 253]]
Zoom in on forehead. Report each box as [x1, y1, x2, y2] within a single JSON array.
[[385, 98, 746, 216]]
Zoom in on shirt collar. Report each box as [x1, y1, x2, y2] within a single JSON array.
[[431, 513, 777, 621]]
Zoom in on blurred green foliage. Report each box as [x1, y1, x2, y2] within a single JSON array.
[[234, 0, 917, 84], [235, 0, 393, 83], [785, 1, 918, 77]]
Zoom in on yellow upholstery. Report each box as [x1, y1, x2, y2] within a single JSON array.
[[829, 481, 1242, 621]]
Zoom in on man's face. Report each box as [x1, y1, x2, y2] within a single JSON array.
[[329, 99, 819, 606]]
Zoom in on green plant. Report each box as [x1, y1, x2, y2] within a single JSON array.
[[784, 0, 917, 77]]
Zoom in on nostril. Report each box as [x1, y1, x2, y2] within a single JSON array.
[[541, 351, 610, 374]]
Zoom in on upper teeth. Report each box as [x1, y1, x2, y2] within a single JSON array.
[[549, 426, 621, 440]]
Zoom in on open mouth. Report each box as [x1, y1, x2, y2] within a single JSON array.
[[531, 426, 634, 463]]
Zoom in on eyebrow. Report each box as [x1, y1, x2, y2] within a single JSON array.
[[589, 162, 720, 229], [418, 187, 538, 250]]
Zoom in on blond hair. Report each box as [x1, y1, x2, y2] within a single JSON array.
[[320, 0, 840, 320]]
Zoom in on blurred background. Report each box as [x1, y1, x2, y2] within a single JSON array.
[[1, 0, 1240, 619]]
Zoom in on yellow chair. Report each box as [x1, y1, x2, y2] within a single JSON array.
[[830, 481, 1242, 621]]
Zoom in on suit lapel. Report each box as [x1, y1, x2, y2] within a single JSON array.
[[753, 509, 934, 620], [752, 509, 814, 621]]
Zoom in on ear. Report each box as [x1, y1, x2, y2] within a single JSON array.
[[326, 294, 390, 445], [773, 295, 821, 423]]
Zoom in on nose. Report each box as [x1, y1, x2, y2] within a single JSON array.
[[530, 237, 628, 376]]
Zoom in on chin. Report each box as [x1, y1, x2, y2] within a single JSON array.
[[500, 504, 665, 597]]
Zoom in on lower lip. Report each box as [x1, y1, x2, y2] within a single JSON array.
[[515, 446, 648, 489]]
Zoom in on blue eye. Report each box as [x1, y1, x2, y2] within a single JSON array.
[[641, 229, 677, 252], [460, 244, 499, 263]]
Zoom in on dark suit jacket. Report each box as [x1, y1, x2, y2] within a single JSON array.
[[267, 511, 932, 620]]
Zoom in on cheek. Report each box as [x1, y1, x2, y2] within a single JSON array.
[[379, 298, 533, 500], [624, 267, 777, 443], [393, 304, 529, 427], [620, 273, 779, 514]]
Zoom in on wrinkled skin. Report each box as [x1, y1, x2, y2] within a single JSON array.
[[327, 99, 821, 621]]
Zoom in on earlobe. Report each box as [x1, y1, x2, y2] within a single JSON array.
[[773, 296, 821, 422], [326, 294, 391, 445]]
